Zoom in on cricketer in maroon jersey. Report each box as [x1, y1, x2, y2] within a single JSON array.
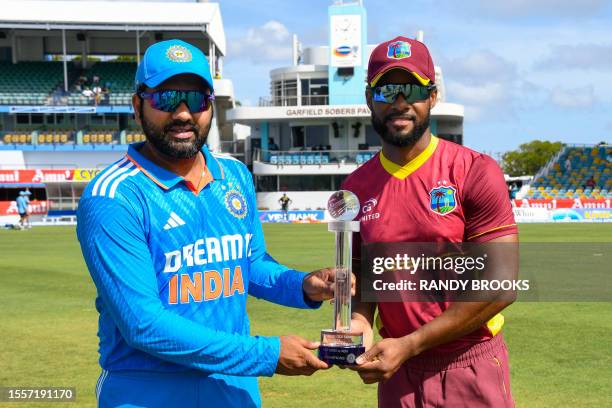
[[347, 36, 518, 408]]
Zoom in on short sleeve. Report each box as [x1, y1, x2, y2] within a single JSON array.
[[462, 155, 518, 242]]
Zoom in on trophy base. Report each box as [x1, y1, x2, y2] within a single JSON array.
[[318, 343, 366, 365], [318, 330, 365, 366]]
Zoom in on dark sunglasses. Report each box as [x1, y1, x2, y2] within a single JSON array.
[[370, 83, 434, 104], [139, 90, 215, 113]]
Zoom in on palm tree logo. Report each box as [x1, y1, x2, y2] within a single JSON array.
[[430, 186, 456, 215]]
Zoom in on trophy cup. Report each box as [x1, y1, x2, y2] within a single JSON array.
[[318, 190, 365, 365]]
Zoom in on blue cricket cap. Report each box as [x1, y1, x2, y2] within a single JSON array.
[[135, 39, 214, 92]]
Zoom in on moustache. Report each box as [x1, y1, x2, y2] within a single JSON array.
[[164, 121, 199, 134], [384, 113, 416, 123]]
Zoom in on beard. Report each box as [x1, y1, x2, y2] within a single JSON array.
[[140, 106, 209, 159], [372, 109, 430, 148]]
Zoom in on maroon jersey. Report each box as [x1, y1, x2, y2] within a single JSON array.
[[342, 136, 517, 353]]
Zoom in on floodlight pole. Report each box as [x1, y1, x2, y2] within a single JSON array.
[[62, 29, 68, 93]]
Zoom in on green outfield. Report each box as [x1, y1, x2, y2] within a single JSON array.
[[0, 223, 610, 407]]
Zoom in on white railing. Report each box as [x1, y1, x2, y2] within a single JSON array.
[[253, 148, 379, 166], [532, 145, 567, 184]]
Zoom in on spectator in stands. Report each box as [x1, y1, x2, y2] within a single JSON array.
[[510, 183, 519, 200], [269, 137, 280, 151], [93, 74, 100, 85], [585, 176, 596, 189], [564, 157, 571, 173], [52, 86, 63, 105], [82, 86, 94, 98], [93, 84, 103, 105], [101, 86, 110, 105]]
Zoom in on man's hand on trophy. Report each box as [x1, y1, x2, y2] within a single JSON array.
[[275, 335, 330, 376], [349, 317, 374, 349], [350, 336, 416, 383], [302, 267, 357, 302]]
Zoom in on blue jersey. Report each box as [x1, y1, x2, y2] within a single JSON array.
[[77, 143, 320, 407], [16, 195, 28, 213]]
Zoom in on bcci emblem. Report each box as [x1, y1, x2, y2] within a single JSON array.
[[387, 41, 411, 60], [225, 189, 248, 219], [166, 45, 192, 63], [429, 186, 457, 216]]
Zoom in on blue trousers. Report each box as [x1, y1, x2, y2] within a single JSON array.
[[96, 369, 261, 407]]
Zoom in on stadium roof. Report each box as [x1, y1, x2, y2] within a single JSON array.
[[0, 0, 226, 55]]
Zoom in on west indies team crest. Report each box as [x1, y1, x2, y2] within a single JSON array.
[[225, 189, 248, 219], [429, 185, 457, 215], [387, 41, 411, 59]]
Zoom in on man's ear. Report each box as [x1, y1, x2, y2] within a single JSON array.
[[429, 89, 438, 110], [365, 88, 373, 111], [132, 94, 142, 125]]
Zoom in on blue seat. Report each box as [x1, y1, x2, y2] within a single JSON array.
[[270, 155, 278, 164]]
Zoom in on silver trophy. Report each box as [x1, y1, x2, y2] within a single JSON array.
[[318, 190, 365, 365]]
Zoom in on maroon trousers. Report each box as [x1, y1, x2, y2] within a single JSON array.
[[379, 334, 514, 408]]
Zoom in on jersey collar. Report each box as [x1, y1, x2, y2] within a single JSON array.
[[379, 135, 439, 180], [126, 142, 224, 190]]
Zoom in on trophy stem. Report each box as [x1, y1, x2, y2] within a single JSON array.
[[328, 221, 360, 332], [334, 231, 350, 331]]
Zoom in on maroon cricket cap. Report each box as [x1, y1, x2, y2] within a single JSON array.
[[367, 36, 435, 87]]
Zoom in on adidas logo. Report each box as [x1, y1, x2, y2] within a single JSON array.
[[163, 212, 186, 230]]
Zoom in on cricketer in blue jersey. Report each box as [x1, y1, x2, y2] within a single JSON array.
[[77, 40, 341, 408]]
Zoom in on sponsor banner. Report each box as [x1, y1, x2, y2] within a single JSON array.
[[550, 208, 612, 222], [0, 200, 49, 216], [513, 198, 611, 209], [72, 168, 102, 182], [513, 207, 550, 223], [0, 169, 74, 184], [259, 210, 325, 223]]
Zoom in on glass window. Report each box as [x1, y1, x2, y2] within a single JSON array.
[[301, 79, 309, 95], [16, 114, 29, 125], [332, 175, 348, 190], [305, 125, 329, 148], [279, 175, 332, 191], [365, 124, 381, 146], [256, 176, 277, 192]]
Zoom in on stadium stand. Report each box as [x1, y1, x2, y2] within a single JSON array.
[[81, 130, 116, 144], [526, 145, 612, 199], [0, 60, 135, 106], [0, 61, 65, 105], [2, 131, 33, 144], [68, 62, 135, 106], [36, 130, 72, 144], [125, 130, 146, 143]]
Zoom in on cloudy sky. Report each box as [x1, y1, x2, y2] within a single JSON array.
[[38, 0, 612, 152], [218, 0, 612, 153]]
